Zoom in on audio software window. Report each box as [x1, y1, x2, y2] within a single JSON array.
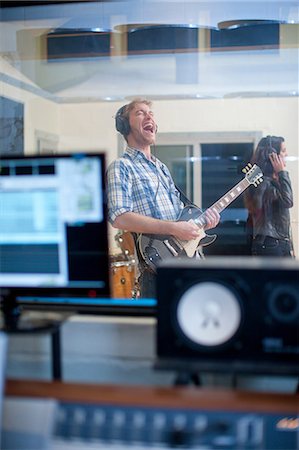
[[0, 157, 103, 287]]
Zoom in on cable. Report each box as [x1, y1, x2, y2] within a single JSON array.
[[152, 143, 160, 209]]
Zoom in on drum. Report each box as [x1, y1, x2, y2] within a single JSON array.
[[110, 260, 136, 298], [115, 231, 135, 258]]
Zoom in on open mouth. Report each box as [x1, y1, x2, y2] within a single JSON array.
[[143, 123, 155, 134]]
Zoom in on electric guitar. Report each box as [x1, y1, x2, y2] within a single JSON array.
[[139, 163, 263, 272]]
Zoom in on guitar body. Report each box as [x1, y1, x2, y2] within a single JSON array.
[[139, 205, 216, 272]]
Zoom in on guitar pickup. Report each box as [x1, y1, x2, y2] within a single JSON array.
[[164, 239, 183, 257]]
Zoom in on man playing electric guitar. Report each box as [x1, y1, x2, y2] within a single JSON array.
[[107, 98, 220, 298]]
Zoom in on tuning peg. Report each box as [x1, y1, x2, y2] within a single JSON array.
[[254, 179, 263, 187], [242, 164, 251, 173]]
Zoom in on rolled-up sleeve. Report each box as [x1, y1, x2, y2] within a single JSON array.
[[106, 159, 133, 224]]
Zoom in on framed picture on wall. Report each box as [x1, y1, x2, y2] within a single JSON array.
[[0, 96, 24, 156]]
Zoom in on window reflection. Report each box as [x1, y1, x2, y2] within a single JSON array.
[[0, 1, 298, 304]]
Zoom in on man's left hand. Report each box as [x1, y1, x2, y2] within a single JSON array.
[[204, 208, 220, 230]]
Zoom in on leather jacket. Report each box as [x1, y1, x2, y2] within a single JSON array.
[[245, 171, 293, 241]]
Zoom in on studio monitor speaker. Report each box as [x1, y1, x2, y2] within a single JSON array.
[[156, 257, 299, 376]]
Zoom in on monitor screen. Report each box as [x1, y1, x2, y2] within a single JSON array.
[[0, 153, 108, 290], [0, 153, 156, 322]]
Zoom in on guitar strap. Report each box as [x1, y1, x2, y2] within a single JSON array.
[[175, 184, 197, 208]]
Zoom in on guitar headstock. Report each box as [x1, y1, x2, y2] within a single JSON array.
[[242, 163, 263, 187]]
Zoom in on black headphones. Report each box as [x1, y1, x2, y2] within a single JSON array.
[[267, 135, 273, 150], [266, 135, 278, 154], [115, 105, 130, 137]]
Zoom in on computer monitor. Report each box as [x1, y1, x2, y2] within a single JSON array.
[[0, 152, 112, 329]]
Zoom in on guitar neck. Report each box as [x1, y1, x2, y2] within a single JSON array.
[[195, 177, 250, 227]]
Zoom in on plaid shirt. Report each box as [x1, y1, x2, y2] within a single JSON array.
[[107, 146, 184, 224]]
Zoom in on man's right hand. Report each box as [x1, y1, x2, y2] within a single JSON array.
[[171, 220, 201, 240]]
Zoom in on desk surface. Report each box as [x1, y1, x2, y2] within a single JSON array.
[[5, 378, 298, 413]]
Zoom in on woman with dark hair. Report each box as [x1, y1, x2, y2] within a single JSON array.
[[245, 135, 294, 257]]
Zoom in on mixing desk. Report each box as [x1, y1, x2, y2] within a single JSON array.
[[2, 379, 298, 450]]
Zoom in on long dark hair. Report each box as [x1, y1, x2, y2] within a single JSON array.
[[251, 135, 285, 176]]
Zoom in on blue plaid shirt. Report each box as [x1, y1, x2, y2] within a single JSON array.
[[107, 146, 184, 224]]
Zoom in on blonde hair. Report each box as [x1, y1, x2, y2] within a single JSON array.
[[122, 98, 152, 120]]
